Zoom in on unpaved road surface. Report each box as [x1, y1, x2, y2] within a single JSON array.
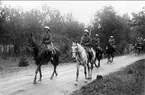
[[0, 54, 145, 95]]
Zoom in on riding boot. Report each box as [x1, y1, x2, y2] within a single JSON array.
[[51, 50, 55, 61], [88, 51, 93, 62]]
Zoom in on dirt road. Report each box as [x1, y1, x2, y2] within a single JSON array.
[[0, 54, 144, 95]]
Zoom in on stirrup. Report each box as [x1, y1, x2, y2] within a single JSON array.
[[51, 57, 54, 60]]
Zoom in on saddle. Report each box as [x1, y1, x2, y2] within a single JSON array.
[[84, 46, 93, 61], [137, 43, 142, 49], [106, 43, 115, 53]]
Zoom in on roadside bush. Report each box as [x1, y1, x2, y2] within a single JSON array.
[[18, 56, 29, 67]]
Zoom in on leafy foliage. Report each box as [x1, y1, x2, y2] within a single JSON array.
[[1, 3, 145, 62]]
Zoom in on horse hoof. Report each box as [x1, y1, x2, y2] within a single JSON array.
[[74, 82, 78, 86], [50, 77, 53, 80], [33, 81, 37, 84], [84, 80, 88, 83], [38, 79, 42, 81], [87, 77, 92, 80], [96, 66, 99, 68]]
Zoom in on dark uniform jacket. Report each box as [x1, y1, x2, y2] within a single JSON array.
[[80, 35, 92, 47], [109, 38, 115, 46], [92, 37, 100, 47], [42, 32, 52, 45]]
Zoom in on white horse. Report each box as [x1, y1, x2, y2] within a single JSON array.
[[71, 42, 96, 83]]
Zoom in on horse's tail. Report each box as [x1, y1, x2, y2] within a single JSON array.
[[54, 48, 61, 64]]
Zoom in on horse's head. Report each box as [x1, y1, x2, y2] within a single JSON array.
[[71, 42, 78, 58], [26, 33, 40, 57], [26, 33, 37, 48]]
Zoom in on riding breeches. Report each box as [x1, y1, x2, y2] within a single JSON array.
[[46, 43, 55, 54], [84, 46, 93, 60]]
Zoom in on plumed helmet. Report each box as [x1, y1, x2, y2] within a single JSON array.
[[110, 36, 113, 38], [44, 26, 50, 30], [84, 29, 89, 33], [95, 34, 99, 37]]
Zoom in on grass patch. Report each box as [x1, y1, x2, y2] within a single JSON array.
[[71, 59, 145, 95], [18, 56, 29, 67]]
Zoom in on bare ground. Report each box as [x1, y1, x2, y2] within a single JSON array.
[[71, 59, 145, 95], [0, 54, 144, 95]]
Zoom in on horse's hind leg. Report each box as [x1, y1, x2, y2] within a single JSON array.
[[87, 63, 91, 79], [50, 64, 55, 79], [90, 62, 94, 79], [54, 65, 58, 76], [38, 65, 42, 81], [84, 65, 87, 79]]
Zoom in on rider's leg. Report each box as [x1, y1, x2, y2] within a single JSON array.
[[89, 48, 93, 61], [46, 44, 54, 60]]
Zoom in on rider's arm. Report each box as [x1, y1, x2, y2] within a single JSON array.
[[86, 37, 92, 46], [32, 36, 36, 43], [89, 37, 92, 45], [80, 36, 84, 45], [112, 39, 115, 44], [43, 33, 52, 44], [42, 33, 46, 44], [97, 38, 100, 44]]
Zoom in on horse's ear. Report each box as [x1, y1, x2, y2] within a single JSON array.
[[25, 32, 29, 38], [30, 33, 33, 37]]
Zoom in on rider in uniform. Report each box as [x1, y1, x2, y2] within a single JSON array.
[[42, 26, 55, 60], [109, 36, 115, 47], [80, 29, 93, 60], [92, 34, 102, 52], [136, 37, 143, 51], [107, 36, 115, 52], [136, 37, 142, 47]]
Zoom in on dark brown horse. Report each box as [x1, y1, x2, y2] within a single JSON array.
[[105, 42, 115, 63], [27, 33, 61, 84]]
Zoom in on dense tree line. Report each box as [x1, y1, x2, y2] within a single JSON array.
[[0, 3, 145, 61], [91, 5, 145, 53]]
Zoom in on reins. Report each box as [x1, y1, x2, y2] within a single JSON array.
[[73, 44, 87, 62]]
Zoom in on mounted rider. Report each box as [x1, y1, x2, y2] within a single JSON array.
[[92, 34, 102, 52], [106, 36, 115, 53], [109, 36, 115, 47], [136, 37, 142, 49], [143, 39, 145, 44], [42, 26, 55, 60], [80, 29, 93, 60]]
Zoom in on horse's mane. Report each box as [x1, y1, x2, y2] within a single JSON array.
[[77, 43, 85, 51]]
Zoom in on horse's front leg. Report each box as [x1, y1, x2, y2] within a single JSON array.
[[111, 54, 114, 63], [98, 58, 100, 67], [76, 64, 80, 82], [107, 54, 110, 63], [50, 64, 55, 79], [84, 65, 87, 79], [94, 54, 99, 68], [33, 64, 41, 84], [94, 57, 98, 68], [87, 62, 91, 79]]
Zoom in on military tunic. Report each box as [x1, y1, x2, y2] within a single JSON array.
[[42, 32, 54, 52]]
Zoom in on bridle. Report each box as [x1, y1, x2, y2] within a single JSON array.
[[72, 43, 86, 62]]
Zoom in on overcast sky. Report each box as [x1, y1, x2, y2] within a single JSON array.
[[2, 1, 145, 25]]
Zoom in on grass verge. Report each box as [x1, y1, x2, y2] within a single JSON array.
[[71, 59, 145, 95]]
